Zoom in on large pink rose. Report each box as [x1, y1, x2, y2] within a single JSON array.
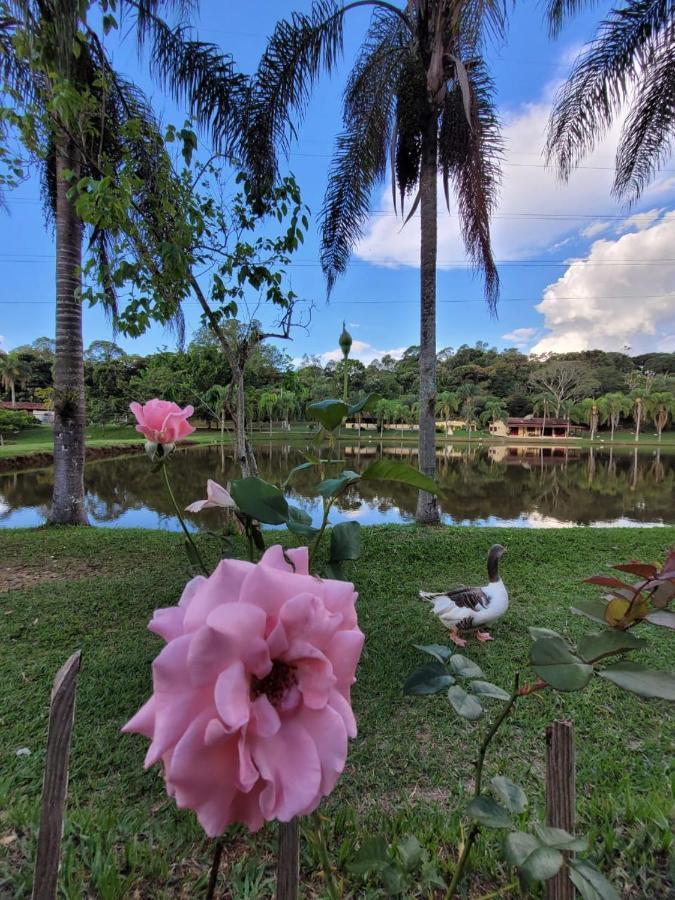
[[123, 545, 364, 835], [129, 399, 195, 444]]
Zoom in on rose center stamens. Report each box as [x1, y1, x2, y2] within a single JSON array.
[[251, 660, 297, 707]]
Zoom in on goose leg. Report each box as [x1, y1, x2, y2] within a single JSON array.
[[475, 630, 492, 642], [449, 627, 467, 648]]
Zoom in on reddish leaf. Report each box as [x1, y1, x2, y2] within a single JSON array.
[[584, 575, 636, 591], [613, 562, 657, 579], [604, 588, 636, 602], [650, 582, 675, 609], [660, 549, 675, 577]]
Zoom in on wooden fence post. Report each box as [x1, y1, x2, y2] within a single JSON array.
[[545, 720, 575, 900], [276, 819, 299, 900], [32, 651, 81, 900]]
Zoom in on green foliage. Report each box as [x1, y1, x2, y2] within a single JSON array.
[[530, 634, 594, 692], [229, 476, 289, 525], [0, 408, 34, 434]]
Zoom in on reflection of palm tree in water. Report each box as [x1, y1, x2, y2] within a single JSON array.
[[587, 446, 596, 486], [631, 446, 639, 492], [651, 447, 665, 484]]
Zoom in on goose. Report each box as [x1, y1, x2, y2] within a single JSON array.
[[419, 544, 508, 647]]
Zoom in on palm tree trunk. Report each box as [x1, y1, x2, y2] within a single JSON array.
[[10, 382, 15, 407], [415, 111, 440, 525], [50, 133, 88, 525]]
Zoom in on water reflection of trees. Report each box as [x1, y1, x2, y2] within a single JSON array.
[[0, 442, 673, 527]]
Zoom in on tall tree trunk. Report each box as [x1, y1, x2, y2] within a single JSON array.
[[232, 365, 258, 478], [10, 382, 15, 407], [51, 134, 88, 525], [416, 111, 440, 525]]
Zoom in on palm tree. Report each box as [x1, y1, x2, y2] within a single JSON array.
[[0, 353, 24, 407], [546, 0, 675, 201], [646, 391, 674, 441], [532, 393, 553, 436], [577, 397, 600, 441], [436, 391, 460, 430], [598, 392, 631, 441], [631, 391, 645, 443], [258, 391, 279, 434], [244, 0, 506, 523], [479, 397, 507, 428], [205, 384, 230, 444], [1, 1, 246, 523]]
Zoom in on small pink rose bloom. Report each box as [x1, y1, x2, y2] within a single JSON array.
[[185, 479, 236, 514], [129, 399, 195, 445], [123, 545, 364, 835]]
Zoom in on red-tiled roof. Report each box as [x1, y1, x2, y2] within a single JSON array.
[[506, 418, 573, 427], [0, 401, 49, 410]]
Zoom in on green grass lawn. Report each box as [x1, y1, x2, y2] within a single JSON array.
[[1, 526, 674, 898]]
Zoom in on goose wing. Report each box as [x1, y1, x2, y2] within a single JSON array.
[[441, 586, 490, 610]]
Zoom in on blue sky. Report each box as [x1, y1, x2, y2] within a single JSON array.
[[1, 1, 674, 363]]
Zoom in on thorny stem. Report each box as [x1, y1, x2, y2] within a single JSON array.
[[205, 839, 224, 900], [445, 674, 521, 899], [163, 463, 209, 575], [312, 812, 340, 900]]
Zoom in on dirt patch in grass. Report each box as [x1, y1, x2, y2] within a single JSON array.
[[0, 559, 110, 593]]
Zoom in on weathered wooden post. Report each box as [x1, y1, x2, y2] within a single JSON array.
[[32, 650, 81, 900], [545, 720, 575, 900], [276, 819, 299, 899]]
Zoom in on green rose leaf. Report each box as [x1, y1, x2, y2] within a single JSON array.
[[397, 834, 423, 873], [448, 685, 483, 719], [520, 846, 564, 883], [503, 831, 539, 867], [404, 663, 454, 695], [316, 470, 361, 498], [230, 476, 289, 525], [347, 835, 389, 875], [466, 795, 511, 828], [568, 859, 621, 900], [360, 458, 439, 494], [530, 636, 593, 692], [307, 399, 349, 431], [449, 654, 484, 679], [330, 521, 362, 562], [597, 661, 675, 700], [348, 393, 379, 415], [469, 681, 511, 701], [577, 629, 647, 663], [324, 560, 346, 581], [413, 643, 452, 663], [491, 776, 528, 814], [533, 825, 588, 851]]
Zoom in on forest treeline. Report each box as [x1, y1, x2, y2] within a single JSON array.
[[2, 330, 674, 434]]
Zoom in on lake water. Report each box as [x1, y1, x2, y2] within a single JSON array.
[[0, 441, 673, 530]]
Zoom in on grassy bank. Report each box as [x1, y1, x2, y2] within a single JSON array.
[[1, 423, 674, 466], [1, 526, 673, 898]]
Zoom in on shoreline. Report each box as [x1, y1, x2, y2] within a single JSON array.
[[0, 429, 672, 473]]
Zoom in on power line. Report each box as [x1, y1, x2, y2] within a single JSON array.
[[1, 293, 673, 306]]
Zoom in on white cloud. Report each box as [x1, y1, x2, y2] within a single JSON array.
[[581, 221, 612, 239], [530, 209, 675, 355], [614, 209, 663, 235], [501, 327, 538, 347], [354, 91, 675, 269], [319, 340, 407, 365]]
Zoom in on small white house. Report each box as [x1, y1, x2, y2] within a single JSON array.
[[0, 401, 54, 424]]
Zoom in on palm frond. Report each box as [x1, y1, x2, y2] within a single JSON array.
[[438, 57, 502, 310], [614, 35, 675, 201], [320, 8, 406, 294], [246, 0, 349, 188], [546, 0, 675, 180], [545, 0, 599, 39], [147, 20, 249, 159]]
